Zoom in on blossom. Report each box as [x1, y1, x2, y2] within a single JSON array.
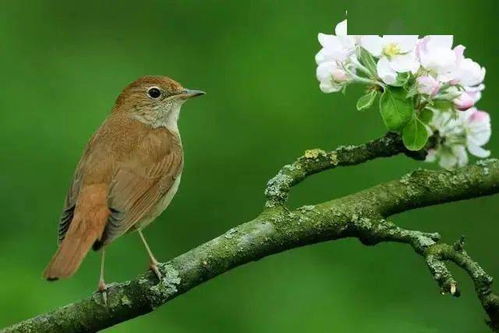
[[416, 75, 440, 96], [417, 36, 485, 88], [452, 57, 486, 87], [316, 61, 350, 93], [426, 145, 468, 169], [427, 108, 491, 168], [360, 35, 419, 84], [314, 19, 492, 168], [417, 35, 457, 81], [316, 19, 356, 64], [315, 19, 357, 93], [462, 108, 491, 158]]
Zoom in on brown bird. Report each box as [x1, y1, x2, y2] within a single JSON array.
[[43, 75, 204, 294]]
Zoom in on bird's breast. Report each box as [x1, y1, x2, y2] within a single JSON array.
[[135, 172, 182, 230]]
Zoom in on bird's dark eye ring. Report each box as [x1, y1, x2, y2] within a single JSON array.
[[147, 87, 162, 99]]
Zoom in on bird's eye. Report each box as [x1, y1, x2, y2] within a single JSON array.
[[147, 87, 162, 99]]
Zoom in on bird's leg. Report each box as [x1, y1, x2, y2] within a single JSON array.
[[138, 229, 162, 281], [98, 249, 108, 305]]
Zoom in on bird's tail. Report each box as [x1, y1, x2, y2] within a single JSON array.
[[43, 205, 108, 280]]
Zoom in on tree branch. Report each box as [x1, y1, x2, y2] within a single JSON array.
[[2, 141, 498, 333], [264, 132, 426, 207], [353, 219, 498, 329]]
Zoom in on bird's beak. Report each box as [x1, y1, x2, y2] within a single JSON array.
[[181, 89, 206, 99]]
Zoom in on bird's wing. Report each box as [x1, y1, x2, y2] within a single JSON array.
[[98, 128, 183, 246], [57, 134, 103, 244]]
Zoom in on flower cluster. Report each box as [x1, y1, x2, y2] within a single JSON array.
[[316, 19, 491, 169]]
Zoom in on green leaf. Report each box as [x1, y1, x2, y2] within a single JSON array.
[[402, 117, 430, 151], [419, 108, 433, 124], [379, 87, 414, 131], [359, 48, 377, 77], [356, 90, 378, 111], [390, 72, 411, 87], [432, 99, 454, 111], [406, 84, 418, 99]]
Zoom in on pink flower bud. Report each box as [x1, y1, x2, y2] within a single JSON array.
[[331, 68, 349, 82], [454, 92, 475, 111], [416, 75, 440, 96]]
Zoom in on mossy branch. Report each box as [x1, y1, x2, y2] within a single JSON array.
[[2, 139, 498, 332], [264, 132, 426, 207]]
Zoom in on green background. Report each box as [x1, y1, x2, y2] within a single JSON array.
[[0, 0, 497, 332]]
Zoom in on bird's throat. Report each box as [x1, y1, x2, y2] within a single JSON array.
[[132, 104, 181, 132]]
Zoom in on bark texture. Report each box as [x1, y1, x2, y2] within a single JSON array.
[[3, 135, 498, 332]]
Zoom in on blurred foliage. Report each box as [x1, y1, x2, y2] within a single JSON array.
[[0, 0, 497, 332]]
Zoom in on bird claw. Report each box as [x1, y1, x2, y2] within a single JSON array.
[[98, 279, 108, 305], [150, 262, 162, 282]]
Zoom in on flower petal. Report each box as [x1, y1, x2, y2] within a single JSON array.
[[360, 35, 383, 57], [335, 19, 347, 36], [376, 57, 397, 84], [467, 126, 491, 146], [453, 44, 465, 64], [417, 75, 440, 96], [439, 150, 457, 169], [315, 48, 340, 64], [452, 145, 469, 167], [390, 53, 420, 73], [316, 62, 344, 93], [383, 35, 419, 52], [467, 143, 490, 158], [318, 33, 337, 48], [421, 47, 457, 76], [319, 81, 342, 93], [315, 48, 328, 64], [453, 58, 486, 86], [316, 61, 335, 81], [427, 35, 453, 49]]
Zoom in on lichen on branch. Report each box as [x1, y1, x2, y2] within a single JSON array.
[[264, 132, 425, 207], [2, 140, 498, 333]]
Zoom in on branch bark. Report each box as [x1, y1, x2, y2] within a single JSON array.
[[2, 138, 498, 333], [264, 132, 425, 207]]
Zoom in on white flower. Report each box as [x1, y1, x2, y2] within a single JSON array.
[[314, 20, 492, 169], [452, 58, 486, 87], [417, 37, 485, 88], [316, 61, 351, 93], [427, 108, 491, 168], [316, 19, 356, 64], [426, 145, 468, 169], [462, 108, 491, 158], [417, 35, 458, 82], [416, 75, 440, 96], [315, 19, 359, 93], [427, 110, 467, 168], [360, 35, 419, 84]]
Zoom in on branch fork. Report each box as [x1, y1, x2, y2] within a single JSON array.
[[2, 134, 498, 332]]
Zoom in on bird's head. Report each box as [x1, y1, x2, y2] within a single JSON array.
[[113, 75, 205, 129]]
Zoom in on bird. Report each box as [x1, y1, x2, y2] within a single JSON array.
[[43, 75, 204, 295]]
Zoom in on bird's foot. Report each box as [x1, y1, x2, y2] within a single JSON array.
[[149, 259, 162, 282], [98, 279, 108, 305]]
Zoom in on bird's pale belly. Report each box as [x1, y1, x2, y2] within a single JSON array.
[[135, 173, 182, 230]]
